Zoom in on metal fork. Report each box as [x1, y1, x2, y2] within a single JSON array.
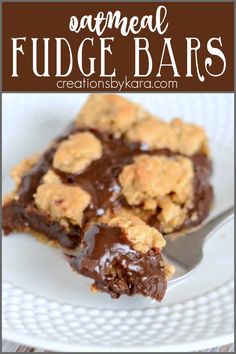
[[163, 206, 234, 284]]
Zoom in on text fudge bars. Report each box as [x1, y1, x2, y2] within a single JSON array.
[[3, 94, 213, 301]]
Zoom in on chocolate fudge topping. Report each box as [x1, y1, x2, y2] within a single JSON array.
[[70, 223, 167, 301], [3, 202, 80, 249], [3, 127, 213, 249]]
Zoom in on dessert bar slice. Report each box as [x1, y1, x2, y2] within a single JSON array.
[[2, 94, 213, 300], [70, 215, 174, 301]]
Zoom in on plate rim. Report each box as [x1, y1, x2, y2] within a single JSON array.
[[3, 329, 234, 352], [3, 278, 234, 352]]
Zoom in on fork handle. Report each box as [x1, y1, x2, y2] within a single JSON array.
[[204, 206, 234, 242]]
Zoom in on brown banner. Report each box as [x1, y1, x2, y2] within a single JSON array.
[[2, 2, 234, 92]]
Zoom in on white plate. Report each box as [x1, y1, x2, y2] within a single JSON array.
[[2, 93, 234, 352]]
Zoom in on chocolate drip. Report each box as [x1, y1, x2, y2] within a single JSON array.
[[54, 130, 142, 218], [70, 223, 167, 301]]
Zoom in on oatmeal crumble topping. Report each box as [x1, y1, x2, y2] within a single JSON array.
[[11, 154, 40, 186], [126, 117, 209, 156], [108, 215, 166, 253], [158, 197, 188, 233], [164, 263, 176, 279], [34, 181, 91, 226], [119, 155, 194, 209], [42, 170, 62, 184], [53, 132, 102, 174], [119, 155, 194, 232], [76, 94, 148, 136]]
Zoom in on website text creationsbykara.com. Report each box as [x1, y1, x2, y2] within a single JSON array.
[[56, 76, 178, 90]]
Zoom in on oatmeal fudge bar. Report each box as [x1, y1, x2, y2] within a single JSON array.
[[3, 94, 213, 299], [70, 215, 174, 301]]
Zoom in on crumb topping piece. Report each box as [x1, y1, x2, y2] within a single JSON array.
[[34, 176, 91, 226], [75, 94, 148, 136], [108, 215, 166, 253], [42, 170, 62, 184], [164, 263, 176, 279], [11, 154, 40, 186], [126, 117, 209, 156], [157, 197, 188, 233], [119, 155, 194, 232], [53, 132, 102, 174], [119, 155, 194, 209]]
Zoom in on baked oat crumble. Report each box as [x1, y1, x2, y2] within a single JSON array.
[[126, 117, 209, 156], [108, 215, 166, 253], [34, 182, 91, 226], [76, 94, 148, 136], [53, 132, 102, 173]]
